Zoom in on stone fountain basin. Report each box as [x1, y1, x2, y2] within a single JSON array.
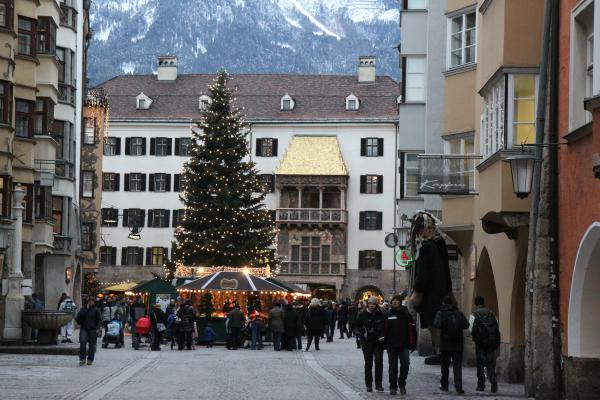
[[22, 311, 72, 330]]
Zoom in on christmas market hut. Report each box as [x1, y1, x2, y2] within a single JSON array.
[[102, 281, 138, 296], [265, 277, 311, 300], [128, 278, 178, 312]]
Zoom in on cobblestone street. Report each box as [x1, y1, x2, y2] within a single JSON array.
[[0, 335, 527, 400]]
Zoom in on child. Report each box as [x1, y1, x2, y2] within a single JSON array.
[[203, 323, 216, 348]]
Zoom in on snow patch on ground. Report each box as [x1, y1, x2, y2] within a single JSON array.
[[377, 8, 399, 23], [284, 16, 302, 29], [286, 0, 341, 40], [95, 22, 118, 42], [121, 62, 136, 74]]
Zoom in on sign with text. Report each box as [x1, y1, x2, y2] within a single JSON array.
[[417, 155, 478, 195]]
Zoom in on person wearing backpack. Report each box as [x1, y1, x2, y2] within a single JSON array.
[[433, 296, 469, 394], [469, 296, 500, 393]]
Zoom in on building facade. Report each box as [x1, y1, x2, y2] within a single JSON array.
[[0, 0, 89, 341], [98, 56, 409, 300]]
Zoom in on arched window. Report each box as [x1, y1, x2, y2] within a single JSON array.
[[346, 93, 359, 110], [281, 93, 295, 111]]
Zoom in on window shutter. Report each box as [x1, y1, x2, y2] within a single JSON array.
[[174, 138, 180, 155], [165, 212, 170, 228], [376, 251, 382, 269], [377, 138, 384, 156], [125, 138, 131, 155], [148, 174, 155, 191], [255, 138, 262, 156], [115, 138, 121, 155], [122, 209, 129, 227], [141, 138, 147, 155], [121, 248, 127, 265], [166, 138, 172, 155], [139, 210, 146, 228], [174, 174, 180, 192], [124, 174, 129, 191], [272, 139, 278, 156], [376, 212, 383, 230], [359, 211, 365, 230], [270, 175, 275, 192], [172, 210, 178, 227], [163, 248, 168, 261], [146, 248, 152, 266], [147, 210, 154, 227], [360, 175, 366, 193], [358, 251, 364, 269], [114, 174, 120, 191], [377, 175, 383, 193], [137, 248, 144, 265], [150, 138, 156, 155], [111, 247, 117, 265], [360, 138, 367, 156], [141, 174, 146, 191], [165, 174, 171, 191]]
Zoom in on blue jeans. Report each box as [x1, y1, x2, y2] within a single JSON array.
[[388, 347, 410, 389], [251, 324, 263, 350], [79, 328, 98, 362], [273, 332, 283, 351]]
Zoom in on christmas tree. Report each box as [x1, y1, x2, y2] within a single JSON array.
[[174, 71, 277, 269]]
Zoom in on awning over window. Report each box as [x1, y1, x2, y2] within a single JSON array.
[[275, 136, 348, 176]]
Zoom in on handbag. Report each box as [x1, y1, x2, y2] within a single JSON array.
[[156, 322, 167, 333]]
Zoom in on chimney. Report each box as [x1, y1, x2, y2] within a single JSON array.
[[157, 56, 178, 81], [358, 56, 376, 83]]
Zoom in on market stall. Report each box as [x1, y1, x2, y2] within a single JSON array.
[[101, 282, 138, 297], [128, 278, 179, 312], [265, 277, 311, 301]]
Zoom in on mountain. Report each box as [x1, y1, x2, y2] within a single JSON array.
[[88, 0, 400, 84]]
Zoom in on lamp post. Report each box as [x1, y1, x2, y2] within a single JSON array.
[[503, 154, 537, 198]]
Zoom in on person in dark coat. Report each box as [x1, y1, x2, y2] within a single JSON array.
[[469, 296, 500, 393], [338, 301, 349, 339], [293, 301, 305, 350], [305, 298, 325, 351], [228, 305, 245, 350], [149, 304, 167, 351], [75, 298, 101, 366], [384, 294, 417, 395], [348, 300, 358, 339], [269, 302, 285, 351], [176, 300, 196, 350], [324, 301, 336, 342], [356, 296, 385, 393], [129, 296, 147, 349], [433, 296, 469, 394], [283, 303, 298, 351]]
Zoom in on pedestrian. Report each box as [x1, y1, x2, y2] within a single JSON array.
[[325, 301, 336, 342], [305, 298, 325, 351], [203, 323, 216, 348], [58, 294, 77, 343], [229, 305, 245, 350], [293, 301, 305, 350], [384, 294, 417, 395], [338, 301, 349, 339], [356, 296, 385, 393], [75, 298, 101, 366], [101, 297, 122, 347], [433, 295, 470, 394], [469, 296, 500, 393], [269, 302, 285, 351], [57, 292, 68, 310], [149, 303, 167, 351], [250, 311, 264, 350], [283, 303, 298, 351], [348, 300, 358, 339], [129, 296, 146, 349], [30, 293, 44, 342], [177, 300, 196, 350]]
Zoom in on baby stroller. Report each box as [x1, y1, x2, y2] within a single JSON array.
[[102, 319, 123, 348], [133, 315, 151, 350]]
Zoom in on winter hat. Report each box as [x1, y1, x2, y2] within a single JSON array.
[[367, 296, 378, 305]]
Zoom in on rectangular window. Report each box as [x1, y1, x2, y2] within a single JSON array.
[[444, 135, 475, 192], [83, 117, 95, 145], [34, 183, 52, 219], [347, 99, 358, 110], [151, 247, 165, 266], [102, 173, 119, 191], [34, 98, 54, 135], [258, 174, 275, 193], [125, 247, 143, 266], [508, 75, 537, 148], [362, 137, 384, 157], [405, 57, 426, 102], [153, 137, 170, 156], [125, 209, 145, 228], [129, 137, 144, 155], [404, 153, 421, 198], [18, 17, 35, 56], [361, 175, 383, 194], [481, 78, 505, 158], [0, 80, 12, 125], [60, 0, 77, 30], [81, 223, 93, 251], [359, 211, 383, 230], [15, 99, 34, 138], [255, 138, 278, 157], [403, 0, 426, 9], [176, 137, 191, 156], [81, 171, 94, 198], [101, 208, 118, 227], [52, 120, 65, 159], [172, 209, 185, 227], [100, 246, 116, 265], [0, 0, 14, 29], [0, 176, 10, 217], [448, 11, 476, 68], [128, 173, 144, 192], [17, 183, 33, 222], [153, 173, 167, 192], [37, 17, 56, 55], [104, 137, 119, 156], [359, 250, 382, 270], [151, 209, 168, 228], [52, 196, 63, 234], [174, 174, 186, 192]]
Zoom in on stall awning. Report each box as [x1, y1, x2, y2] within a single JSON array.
[[178, 271, 288, 293], [266, 278, 310, 295], [275, 136, 348, 176], [103, 282, 138, 292], [131, 278, 178, 296]]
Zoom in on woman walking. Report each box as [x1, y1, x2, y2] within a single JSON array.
[[305, 298, 326, 351], [150, 304, 167, 351]]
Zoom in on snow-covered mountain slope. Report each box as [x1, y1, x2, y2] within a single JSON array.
[[88, 0, 400, 84]]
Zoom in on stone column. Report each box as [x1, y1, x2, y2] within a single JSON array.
[[340, 189, 346, 209], [2, 187, 25, 340], [297, 187, 303, 209], [318, 187, 323, 209]]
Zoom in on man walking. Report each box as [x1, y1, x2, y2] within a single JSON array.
[[384, 294, 417, 395], [433, 296, 469, 394], [325, 301, 336, 342], [470, 296, 500, 393], [75, 298, 101, 366], [269, 302, 285, 351], [356, 296, 385, 393], [228, 305, 245, 350]]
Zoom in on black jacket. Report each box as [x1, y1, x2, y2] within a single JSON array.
[[356, 309, 385, 343], [305, 305, 326, 331], [76, 306, 101, 331], [150, 308, 167, 330], [348, 304, 358, 324], [337, 304, 349, 325], [284, 306, 298, 336], [177, 305, 196, 332], [384, 306, 417, 350], [433, 304, 469, 352]]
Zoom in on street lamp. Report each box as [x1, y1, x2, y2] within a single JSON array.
[[102, 208, 143, 240], [503, 154, 537, 199]]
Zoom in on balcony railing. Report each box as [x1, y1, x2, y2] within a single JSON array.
[[53, 235, 72, 252], [279, 262, 346, 276], [276, 208, 347, 223], [58, 83, 76, 105], [417, 154, 482, 195]]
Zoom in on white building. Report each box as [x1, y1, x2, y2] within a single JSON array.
[[99, 56, 408, 300]]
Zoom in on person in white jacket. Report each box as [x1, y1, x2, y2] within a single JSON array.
[[59, 296, 77, 343]]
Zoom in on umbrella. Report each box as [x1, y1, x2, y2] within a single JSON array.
[[177, 271, 288, 293]]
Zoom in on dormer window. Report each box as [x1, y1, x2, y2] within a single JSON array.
[[198, 94, 212, 111], [346, 94, 360, 111], [281, 94, 295, 111], [136, 92, 152, 110]]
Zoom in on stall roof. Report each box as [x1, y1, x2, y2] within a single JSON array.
[[266, 278, 310, 294], [131, 278, 178, 296], [103, 282, 138, 292], [178, 271, 287, 292]]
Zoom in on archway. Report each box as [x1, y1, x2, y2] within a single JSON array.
[[355, 286, 384, 303], [473, 247, 499, 317], [310, 284, 337, 301], [568, 222, 600, 357]]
